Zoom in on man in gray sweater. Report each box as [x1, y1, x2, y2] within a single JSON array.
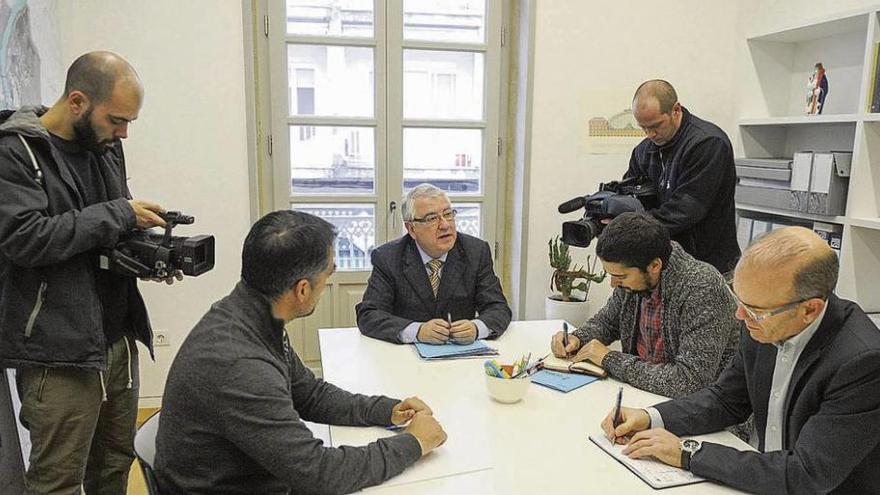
[[155, 210, 446, 494], [551, 212, 741, 398]]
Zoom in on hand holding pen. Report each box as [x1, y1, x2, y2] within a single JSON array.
[[601, 402, 652, 445], [448, 311, 478, 344], [417, 318, 452, 344], [550, 322, 581, 358]]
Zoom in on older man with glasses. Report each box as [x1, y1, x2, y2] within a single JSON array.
[[601, 226, 880, 494], [356, 183, 511, 344]]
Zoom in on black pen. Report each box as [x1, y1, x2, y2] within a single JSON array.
[[612, 386, 623, 442], [562, 322, 570, 356]]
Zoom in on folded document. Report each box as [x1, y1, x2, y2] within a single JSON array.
[[414, 341, 498, 360], [530, 369, 597, 393]]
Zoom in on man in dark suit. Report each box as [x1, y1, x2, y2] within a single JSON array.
[[601, 226, 880, 494], [357, 183, 511, 344]]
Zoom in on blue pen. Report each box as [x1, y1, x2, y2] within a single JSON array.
[[612, 386, 623, 442], [562, 322, 570, 356]]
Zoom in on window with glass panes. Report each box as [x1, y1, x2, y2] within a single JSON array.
[[266, 0, 502, 270]]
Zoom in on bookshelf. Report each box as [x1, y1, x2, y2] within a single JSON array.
[[736, 8, 880, 311]]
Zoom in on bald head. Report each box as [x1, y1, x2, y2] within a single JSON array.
[[739, 226, 838, 300], [63, 51, 142, 105], [633, 80, 678, 114]]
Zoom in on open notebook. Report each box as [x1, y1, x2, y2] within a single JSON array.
[[589, 433, 706, 489], [541, 355, 607, 378]]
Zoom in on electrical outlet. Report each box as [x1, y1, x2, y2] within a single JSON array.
[[154, 330, 170, 347]]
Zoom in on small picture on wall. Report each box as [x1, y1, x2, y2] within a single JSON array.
[[581, 91, 646, 155]]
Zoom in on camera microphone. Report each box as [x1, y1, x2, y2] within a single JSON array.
[[558, 196, 586, 214]]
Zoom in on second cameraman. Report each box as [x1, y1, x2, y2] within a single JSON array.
[[626, 80, 740, 273], [0, 52, 169, 493]]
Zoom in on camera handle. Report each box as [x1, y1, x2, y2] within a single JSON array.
[[157, 211, 195, 247]]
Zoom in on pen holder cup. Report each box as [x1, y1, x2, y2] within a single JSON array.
[[485, 374, 530, 404]]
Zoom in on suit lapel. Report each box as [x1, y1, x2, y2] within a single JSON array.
[[436, 242, 464, 315], [781, 296, 841, 446], [402, 239, 437, 308]]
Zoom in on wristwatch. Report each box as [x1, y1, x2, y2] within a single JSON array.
[[680, 439, 702, 471]]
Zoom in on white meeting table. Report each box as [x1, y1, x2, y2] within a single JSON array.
[[319, 320, 750, 494]]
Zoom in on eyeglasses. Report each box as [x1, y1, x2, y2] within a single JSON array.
[[409, 209, 457, 227], [723, 281, 816, 322]]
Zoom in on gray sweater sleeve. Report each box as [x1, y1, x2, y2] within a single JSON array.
[[217, 357, 422, 494], [602, 279, 739, 398]]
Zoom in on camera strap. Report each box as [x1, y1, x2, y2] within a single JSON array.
[[17, 134, 44, 187]]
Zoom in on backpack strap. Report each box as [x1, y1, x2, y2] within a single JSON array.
[[16, 134, 44, 187]]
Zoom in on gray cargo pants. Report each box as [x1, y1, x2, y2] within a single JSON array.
[[16, 336, 139, 495]]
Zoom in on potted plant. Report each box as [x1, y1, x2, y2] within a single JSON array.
[[545, 236, 606, 325]]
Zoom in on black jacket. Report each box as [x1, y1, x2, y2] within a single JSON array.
[[626, 107, 740, 273], [356, 233, 511, 343], [656, 295, 880, 494], [0, 107, 153, 369]]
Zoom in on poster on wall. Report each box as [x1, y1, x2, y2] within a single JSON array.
[[581, 91, 646, 155], [0, 0, 62, 108], [0, 0, 62, 485]]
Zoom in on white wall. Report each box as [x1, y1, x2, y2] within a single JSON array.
[[736, 0, 880, 34], [520, 1, 740, 319], [55, 0, 253, 403]]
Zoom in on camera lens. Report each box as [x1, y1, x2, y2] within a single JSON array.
[[561, 219, 603, 248]]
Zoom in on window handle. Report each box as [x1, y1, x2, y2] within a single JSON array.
[[389, 201, 397, 231]]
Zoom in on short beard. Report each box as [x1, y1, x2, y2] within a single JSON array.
[[624, 271, 657, 297], [72, 108, 112, 154]]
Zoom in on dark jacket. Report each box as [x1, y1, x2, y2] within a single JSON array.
[[0, 107, 152, 369], [626, 107, 740, 273], [655, 295, 880, 494], [356, 233, 512, 343], [573, 242, 741, 398], [155, 281, 422, 494]]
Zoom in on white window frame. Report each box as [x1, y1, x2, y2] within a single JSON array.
[[262, 0, 506, 265]]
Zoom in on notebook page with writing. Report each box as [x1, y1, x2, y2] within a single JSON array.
[[589, 433, 705, 489]]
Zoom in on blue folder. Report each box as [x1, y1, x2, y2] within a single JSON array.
[[531, 369, 598, 392], [413, 341, 498, 360]]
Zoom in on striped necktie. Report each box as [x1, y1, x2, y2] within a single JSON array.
[[427, 259, 443, 297]]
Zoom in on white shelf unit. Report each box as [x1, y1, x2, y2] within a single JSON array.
[[736, 9, 880, 311]]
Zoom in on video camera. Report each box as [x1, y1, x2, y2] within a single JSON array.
[[558, 176, 658, 248], [99, 211, 215, 279]]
